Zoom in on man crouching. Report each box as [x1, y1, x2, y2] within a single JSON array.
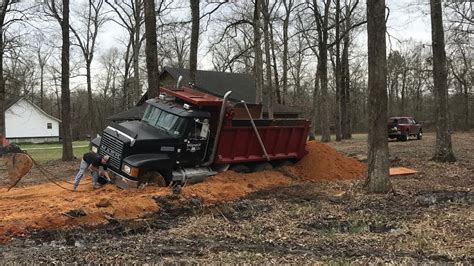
[[73, 152, 111, 191]]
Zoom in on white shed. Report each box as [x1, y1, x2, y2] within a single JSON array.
[[5, 97, 61, 143]]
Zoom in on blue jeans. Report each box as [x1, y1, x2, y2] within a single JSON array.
[[73, 159, 99, 191]]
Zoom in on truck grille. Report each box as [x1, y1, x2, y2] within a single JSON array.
[[99, 133, 124, 169]]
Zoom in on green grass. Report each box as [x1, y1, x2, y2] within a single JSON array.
[[19, 141, 90, 163]]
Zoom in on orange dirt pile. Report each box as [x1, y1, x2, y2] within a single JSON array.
[[0, 141, 366, 241], [182, 170, 292, 203], [0, 179, 168, 242], [285, 141, 367, 181], [4, 154, 33, 189]]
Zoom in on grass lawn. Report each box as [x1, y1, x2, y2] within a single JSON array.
[[19, 141, 91, 163]]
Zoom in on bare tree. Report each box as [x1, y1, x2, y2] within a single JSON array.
[[365, 0, 391, 193], [281, 0, 295, 105], [334, 0, 342, 141], [0, 0, 11, 139], [143, 0, 159, 98], [309, 0, 331, 142], [32, 34, 53, 110], [430, 0, 456, 162], [341, 0, 352, 139], [45, 0, 73, 161], [253, 0, 263, 105], [106, 0, 144, 107], [0, 0, 27, 139], [189, 0, 199, 84], [70, 0, 107, 136], [261, 0, 274, 118]]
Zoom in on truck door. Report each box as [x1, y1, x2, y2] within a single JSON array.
[[408, 118, 417, 135], [179, 118, 210, 166], [412, 118, 421, 134]]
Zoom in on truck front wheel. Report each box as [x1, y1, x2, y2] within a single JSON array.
[[139, 171, 167, 187], [417, 130, 423, 140]]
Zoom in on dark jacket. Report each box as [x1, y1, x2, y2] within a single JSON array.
[[83, 152, 108, 170]]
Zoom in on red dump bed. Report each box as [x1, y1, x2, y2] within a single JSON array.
[[214, 119, 310, 164]]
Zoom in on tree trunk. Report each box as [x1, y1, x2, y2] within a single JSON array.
[[0, 1, 9, 142], [281, 0, 293, 106], [319, 44, 330, 142], [189, 0, 200, 84], [310, 67, 320, 140], [61, 0, 73, 161], [261, 0, 274, 118], [365, 0, 391, 193], [133, 0, 141, 105], [253, 0, 263, 106], [270, 24, 281, 104], [464, 84, 469, 131], [144, 0, 160, 98], [86, 60, 95, 136], [0, 29, 4, 141], [314, 0, 331, 143], [400, 69, 407, 115], [334, 0, 342, 141], [341, 19, 351, 139], [430, 0, 456, 162], [40, 64, 44, 109], [123, 37, 132, 108]]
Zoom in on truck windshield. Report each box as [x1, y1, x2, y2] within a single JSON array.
[[142, 105, 186, 136]]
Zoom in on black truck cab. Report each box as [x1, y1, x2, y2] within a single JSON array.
[[91, 97, 213, 187]]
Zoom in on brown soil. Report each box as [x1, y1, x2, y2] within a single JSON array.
[[0, 132, 472, 263], [285, 141, 367, 181], [4, 153, 33, 189], [0, 141, 365, 242]]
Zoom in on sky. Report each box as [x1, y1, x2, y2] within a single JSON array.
[[6, 0, 439, 94], [92, 0, 435, 72]]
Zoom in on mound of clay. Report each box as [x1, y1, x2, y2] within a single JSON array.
[[286, 141, 367, 181], [3, 153, 33, 190], [183, 170, 291, 204]]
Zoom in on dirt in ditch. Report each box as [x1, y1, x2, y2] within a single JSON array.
[[0, 141, 366, 242]]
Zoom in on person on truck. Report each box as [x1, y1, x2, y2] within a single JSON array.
[[73, 152, 111, 191]]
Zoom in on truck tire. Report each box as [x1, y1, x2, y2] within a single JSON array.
[[139, 171, 167, 187], [398, 133, 408, 141], [417, 130, 422, 140], [253, 162, 273, 172], [230, 164, 251, 173]]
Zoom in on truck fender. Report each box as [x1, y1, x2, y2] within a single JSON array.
[[122, 154, 173, 172]]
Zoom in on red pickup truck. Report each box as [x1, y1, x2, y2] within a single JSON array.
[[388, 117, 422, 141]]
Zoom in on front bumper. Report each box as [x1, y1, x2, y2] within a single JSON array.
[[108, 169, 139, 189], [388, 128, 402, 138]]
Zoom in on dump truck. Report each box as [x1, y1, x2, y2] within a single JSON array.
[[91, 84, 310, 188]]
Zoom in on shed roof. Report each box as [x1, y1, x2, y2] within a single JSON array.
[[5, 97, 61, 122]]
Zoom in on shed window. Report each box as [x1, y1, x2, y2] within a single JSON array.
[[47, 123, 52, 129]]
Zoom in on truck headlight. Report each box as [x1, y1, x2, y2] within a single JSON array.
[[91, 146, 98, 153], [122, 163, 139, 177]]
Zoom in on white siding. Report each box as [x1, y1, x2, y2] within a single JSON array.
[[5, 99, 60, 139]]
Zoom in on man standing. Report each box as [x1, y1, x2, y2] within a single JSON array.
[[73, 152, 110, 191]]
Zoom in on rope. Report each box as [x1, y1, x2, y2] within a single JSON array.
[[29, 157, 106, 193], [30, 157, 92, 185]]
